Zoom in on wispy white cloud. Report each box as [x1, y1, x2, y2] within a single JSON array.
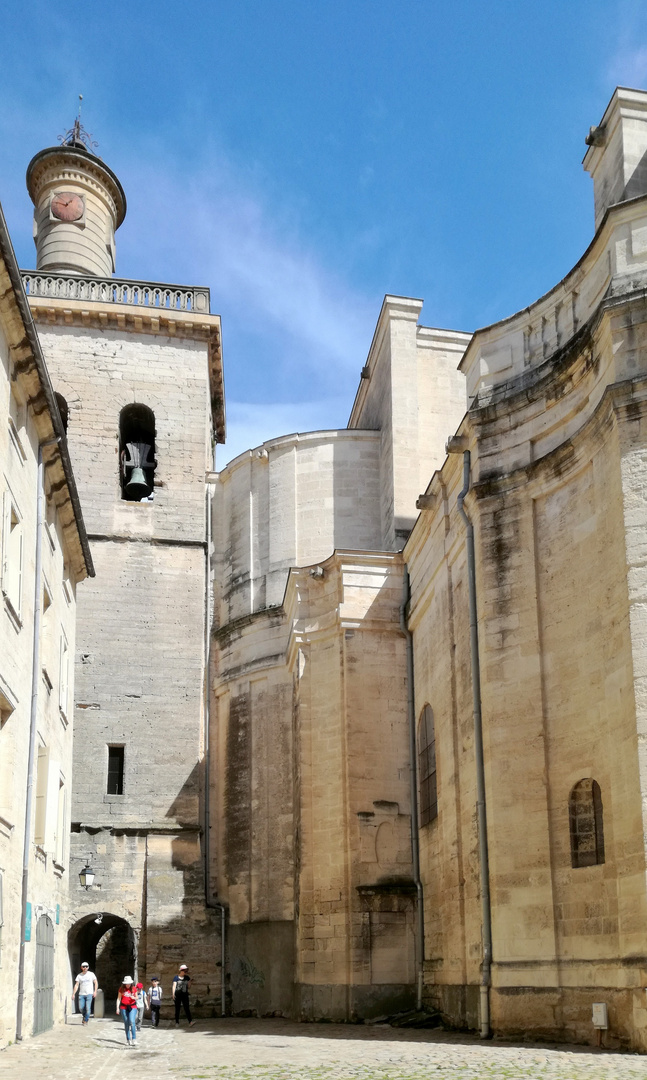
[[110, 144, 379, 461], [117, 146, 376, 395]]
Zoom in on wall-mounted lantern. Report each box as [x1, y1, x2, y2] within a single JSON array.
[[78, 863, 95, 889]]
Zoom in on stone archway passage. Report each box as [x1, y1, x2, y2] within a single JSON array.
[[68, 913, 136, 1015], [34, 915, 55, 1035]]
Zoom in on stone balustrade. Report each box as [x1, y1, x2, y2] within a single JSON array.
[[21, 270, 210, 314]]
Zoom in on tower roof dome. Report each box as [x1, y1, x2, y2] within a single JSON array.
[[26, 113, 127, 277]]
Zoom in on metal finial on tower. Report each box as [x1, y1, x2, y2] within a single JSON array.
[[58, 95, 99, 154]]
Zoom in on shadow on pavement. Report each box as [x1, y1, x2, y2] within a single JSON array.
[[190, 1017, 634, 1059]]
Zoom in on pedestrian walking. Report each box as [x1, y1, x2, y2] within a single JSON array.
[[72, 962, 97, 1025], [147, 976, 163, 1026], [172, 964, 195, 1026], [116, 976, 138, 1047], [135, 982, 146, 1030]]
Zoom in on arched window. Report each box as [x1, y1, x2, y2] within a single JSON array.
[[54, 392, 69, 433], [119, 404, 156, 502], [569, 778, 605, 868], [418, 704, 437, 826]]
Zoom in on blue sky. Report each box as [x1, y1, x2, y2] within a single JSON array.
[[2, 0, 647, 464]]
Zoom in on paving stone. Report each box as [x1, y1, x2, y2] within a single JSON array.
[[0, 1018, 645, 1080]]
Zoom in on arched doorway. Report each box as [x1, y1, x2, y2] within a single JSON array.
[[68, 913, 137, 1015], [34, 915, 55, 1035]]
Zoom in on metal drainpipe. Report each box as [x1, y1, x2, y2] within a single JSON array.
[[203, 481, 212, 898], [16, 442, 53, 1040], [203, 478, 226, 1018], [400, 567, 424, 1012], [216, 902, 226, 1016], [450, 445, 492, 1039]]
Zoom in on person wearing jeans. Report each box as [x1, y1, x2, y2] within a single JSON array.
[[116, 977, 138, 1046], [72, 962, 97, 1024], [148, 977, 162, 1026]]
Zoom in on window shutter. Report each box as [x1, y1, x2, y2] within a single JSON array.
[[34, 746, 49, 845], [59, 634, 69, 717], [1, 492, 10, 593], [1, 494, 23, 616], [44, 758, 60, 853], [14, 527, 23, 617], [56, 785, 67, 865]]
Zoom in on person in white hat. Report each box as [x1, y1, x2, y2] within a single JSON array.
[[116, 976, 138, 1046], [72, 962, 97, 1025], [172, 964, 195, 1026]]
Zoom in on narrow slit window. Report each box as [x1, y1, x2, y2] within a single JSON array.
[[418, 704, 438, 826], [569, 778, 605, 867], [107, 746, 124, 795]]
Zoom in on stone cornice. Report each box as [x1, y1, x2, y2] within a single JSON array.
[[218, 426, 379, 480], [27, 294, 226, 444], [27, 145, 126, 226], [474, 375, 647, 502], [0, 207, 93, 581], [284, 549, 404, 672]]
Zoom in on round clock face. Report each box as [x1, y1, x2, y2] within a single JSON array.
[[51, 192, 84, 222]]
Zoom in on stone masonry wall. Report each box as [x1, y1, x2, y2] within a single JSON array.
[[0, 321, 81, 1046], [287, 554, 414, 1021], [32, 313, 218, 1010], [406, 289, 647, 1049]]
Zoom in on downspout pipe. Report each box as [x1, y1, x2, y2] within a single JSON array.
[[400, 567, 424, 1012], [450, 443, 492, 1039], [203, 477, 226, 1018], [203, 480, 212, 899], [216, 902, 226, 1016], [16, 441, 54, 1040]]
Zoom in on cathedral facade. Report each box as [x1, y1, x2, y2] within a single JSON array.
[[2, 85, 647, 1051]]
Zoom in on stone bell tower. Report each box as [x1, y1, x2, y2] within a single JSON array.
[[26, 114, 126, 276], [22, 119, 225, 1008]]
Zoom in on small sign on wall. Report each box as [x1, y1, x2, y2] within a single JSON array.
[[24, 902, 31, 942], [56, 904, 60, 925], [592, 1002, 608, 1029]]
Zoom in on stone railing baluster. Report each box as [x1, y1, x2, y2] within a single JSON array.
[[19, 270, 210, 315]]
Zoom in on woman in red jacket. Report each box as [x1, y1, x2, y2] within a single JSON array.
[[116, 976, 138, 1046]]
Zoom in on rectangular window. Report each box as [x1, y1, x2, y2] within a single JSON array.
[[107, 746, 124, 795], [2, 491, 24, 621]]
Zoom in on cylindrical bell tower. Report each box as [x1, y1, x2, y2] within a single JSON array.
[[26, 130, 126, 277]]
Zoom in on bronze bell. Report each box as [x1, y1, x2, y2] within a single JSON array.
[[126, 467, 150, 500], [123, 440, 155, 500]]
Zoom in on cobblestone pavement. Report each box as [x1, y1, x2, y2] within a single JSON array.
[[1, 1017, 646, 1080]]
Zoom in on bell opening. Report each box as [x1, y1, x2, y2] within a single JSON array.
[[119, 404, 156, 502]]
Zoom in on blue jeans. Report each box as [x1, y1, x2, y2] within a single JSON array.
[[79, 993, 93, 1021], [120, 1006, 137, 1042]]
